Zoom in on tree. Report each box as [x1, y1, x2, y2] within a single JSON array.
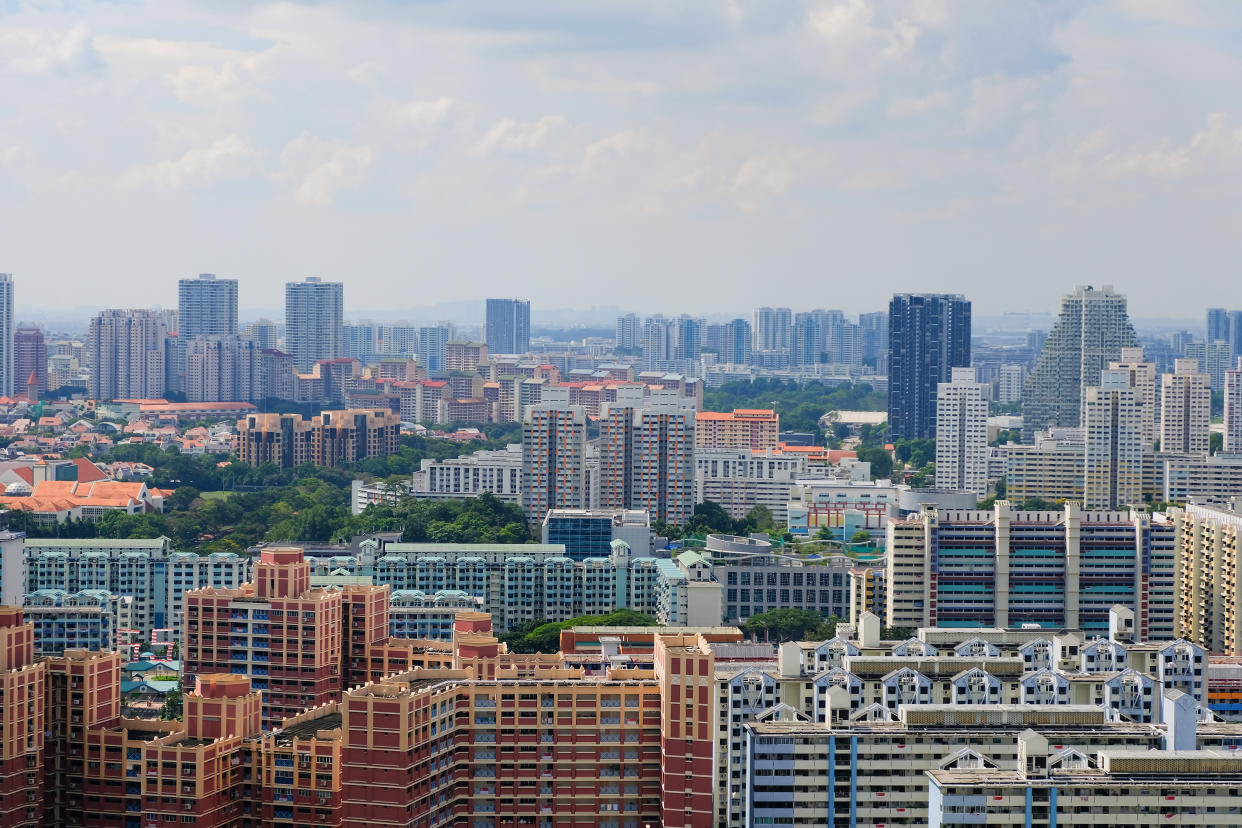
[[686, 501, 734, 536], [1211, 432, 1224, 455], [849, 530, 871, 545], [499, 610, 657, 654], [160, 683, 183, 720], [743, 608, 837, 643], [855, 446, 893, 479]]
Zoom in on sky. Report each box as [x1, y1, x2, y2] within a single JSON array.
[[1, 0, 1240, 322]]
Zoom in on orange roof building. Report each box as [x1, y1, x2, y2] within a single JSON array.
[[695, 408, 780, 451]]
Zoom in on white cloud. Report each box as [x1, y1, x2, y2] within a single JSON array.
[[730, 154, 801, 211], [9, 23, 102, 75], [807, 0, 874, 41], [277, 134, 374, 207], [473, 116, 568, 156], [346, 61, 384, 85], [122, 135, 260, 190], [1100, 113, 1242, 180], [582, 130, 647, 172], [963, 75, 1043, 133], [887, 92, 949, 118], [389, 97, 453, 129]]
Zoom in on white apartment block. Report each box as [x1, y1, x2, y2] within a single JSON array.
[[693, 448, 809, 522], [284, 277, 344, 372], [935, 366, 988, 495], [1083, 370, 1144, 509], [88, 309, 167, 400], [1161, 357, 1211, 455], [1226, 360, 1242, 452], [996, 363, 1026, 404], [1110, 346, 1158, 448], [20, 538, 249, 638]]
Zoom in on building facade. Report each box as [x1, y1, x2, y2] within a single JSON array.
[[598, 401, 696, 526], [185, 334, 260, 402], [484, 297, 531, 355], [521, 403, 588, 524], [1083, 370, 1144, 509], [935, 367, 988, 495], [1161, 357, 1211, 455], [1023, 285, 1139, 437], [694, 408, 779, 450], [237, 409, 401, 468], [887, 502, 1176, 638], [13, 323, 46, 395], [888, 293, 972, 441], [285, 277, 344, 372], [87, 309, 167, 400]]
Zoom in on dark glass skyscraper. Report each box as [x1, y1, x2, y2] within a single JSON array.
[[485, 298, 531, 355], [887, 293, 972, 441]]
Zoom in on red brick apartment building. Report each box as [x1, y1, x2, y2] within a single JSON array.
[[4, 600, 716, 827], [9, 545, 717, 826]]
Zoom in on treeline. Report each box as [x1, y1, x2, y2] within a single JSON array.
[[9, 426, 528, 552], [499, 609, 657, 653], [703, 379, 885, 433], [101, 423, 523, 490], [653, 501, 787, 543]]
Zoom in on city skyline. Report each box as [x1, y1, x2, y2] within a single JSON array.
[[2, 2, 1242, 316]]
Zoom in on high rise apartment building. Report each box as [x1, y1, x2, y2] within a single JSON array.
[[13, 604, 719, 828], [445, 340, 487, 372], [1184, 339, 1232, 392], [598, 401, 695, 525], [694, 408, 779, 450], [1226, 359, 1242, 452], [1208, 307, 1230, 345], [0, 607, 42, 827], [245, 318, 279, 350], [1174, 502, 1242, 654], [1023, 285, 1139, 437], [12, 323, 46, 395], [935, 367, 988, 495], [996, 362, 1026, 404], [342, 322, 378, 363], [1083, 369, 1144, 510], [887, 293, 971, 440], [484, 297, 531, 355], [259, 348, 295, 400], [184, 547, 346, 728], [752, 306, 792, 351], [285, 277, 344, 372], [521, 403, 588, 523], [87, 308, 167, 400], [17, 537, 249, 638], [172, 273, 239, 393], [377, 323, 417, 358], [0, 274, 13, 397], [1161, 358, 1211, 455], [1110, 346, 1158, 449], [720, 318, 752, 364], [417, 325, 450, 375], [185, 334, 259, 402], [887, 502, 1176, 638], [616, 312, 641, 350], [178, 273, 238, 337], [238, 409, 401, 468], [858, 309, 888, 365]]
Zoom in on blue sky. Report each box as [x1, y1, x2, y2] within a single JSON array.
[[1, 0, 1240, 319]]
